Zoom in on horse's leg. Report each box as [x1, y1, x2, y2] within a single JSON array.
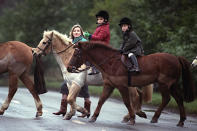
[[0, 72, 18, 115], [118, 87, 135, 125], [89, 85, 114, 123], [170, 84, 186, 127], [63, 82, 82, 120], [131, 87, 147, 119], [151, 84, 171, 123], [19, 72, 42, 117], [122, 87, 145, 123]]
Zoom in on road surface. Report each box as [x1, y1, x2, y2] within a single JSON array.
[[0, 87, 197, 131]]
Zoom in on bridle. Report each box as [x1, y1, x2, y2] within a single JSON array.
[[36, 32, 74, 56]]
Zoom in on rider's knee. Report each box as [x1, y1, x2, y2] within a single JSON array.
[[128, 53, 134, 58]]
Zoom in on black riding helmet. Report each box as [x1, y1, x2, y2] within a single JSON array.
[[95, 10, 109, 22], [119, 17, 132, 29]]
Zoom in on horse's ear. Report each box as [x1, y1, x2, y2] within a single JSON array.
[[51, 32, 54, 39]]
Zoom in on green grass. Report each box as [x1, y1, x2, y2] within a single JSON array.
[[149, 92, 197, 114], [88, 86, 121, 99], [89, 86, 197, 114]]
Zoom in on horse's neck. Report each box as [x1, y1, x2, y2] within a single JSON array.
[[86, 48, 113, 72], [54, 53, 68, 74], [52, 39, 74, 74]]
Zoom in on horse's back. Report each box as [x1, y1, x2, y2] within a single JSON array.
[[139, 52, 179, 67], [138, 52, 181, 78]]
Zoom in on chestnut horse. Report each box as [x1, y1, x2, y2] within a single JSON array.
[[67, 41, 195, 126], [0, 41, 45, 117]]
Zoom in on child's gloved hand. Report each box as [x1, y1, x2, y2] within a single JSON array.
[[84, 32, 91, 37]]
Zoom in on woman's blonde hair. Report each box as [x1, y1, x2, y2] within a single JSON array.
[[69, 24, 84, 40]]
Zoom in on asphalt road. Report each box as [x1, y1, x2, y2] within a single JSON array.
[[0, 87, 197, 131]]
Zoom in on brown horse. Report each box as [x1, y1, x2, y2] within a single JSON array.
[[67, 41, 195, 126], [0, 41, 45, 117]]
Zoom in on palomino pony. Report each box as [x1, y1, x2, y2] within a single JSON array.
[[0, 41, 45, 117], [67, 41, 195, 126], [32, 30, 152, 121]]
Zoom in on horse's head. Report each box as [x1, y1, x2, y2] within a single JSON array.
[[67, 43, 86, 73], [33, 31, 54, 57], [33, 30, 73, 57], [191, 56, 197, 68]]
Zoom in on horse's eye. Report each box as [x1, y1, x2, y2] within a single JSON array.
[[43, 42, 46, 45]]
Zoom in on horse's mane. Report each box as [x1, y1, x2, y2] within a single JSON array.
[[80, 41, 118, 53], [43, 30, 72, 45]]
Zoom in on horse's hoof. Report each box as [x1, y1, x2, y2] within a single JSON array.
[[136, 111, 147, 119], [150, 118, 158, 123], [127, 119, 135, 125], [121, 118, 130, 123], [88, 117, 96, 123], [177, 122, 184, 127], [63, 115, 71, 120], [36, 112, 42, 117], [63, 114, 72, 120], [0, 110, 4, 115]]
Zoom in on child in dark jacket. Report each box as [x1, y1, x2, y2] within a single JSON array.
[[119, 17, 144, 73]]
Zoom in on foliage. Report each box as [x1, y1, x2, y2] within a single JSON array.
[[0, 0, 197, 94]]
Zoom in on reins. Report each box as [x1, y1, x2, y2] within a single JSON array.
[[56, 43, 74, 54]]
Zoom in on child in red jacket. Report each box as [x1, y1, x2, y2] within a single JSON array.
[[84, 10, 111, 75], [84, 10, 110, 45]]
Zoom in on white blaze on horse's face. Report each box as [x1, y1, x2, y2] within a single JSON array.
[[191, 57, 197, 68]]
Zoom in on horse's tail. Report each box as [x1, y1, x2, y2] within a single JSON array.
[[34, 55, 47, 94], [178, 56, 195, 102], [142, 84, 153, 103]]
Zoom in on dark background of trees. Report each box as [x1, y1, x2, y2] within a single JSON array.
[[0, 0, 197, 94]]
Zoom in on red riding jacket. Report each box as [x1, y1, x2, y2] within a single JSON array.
[[90, 22, 110, 45]]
